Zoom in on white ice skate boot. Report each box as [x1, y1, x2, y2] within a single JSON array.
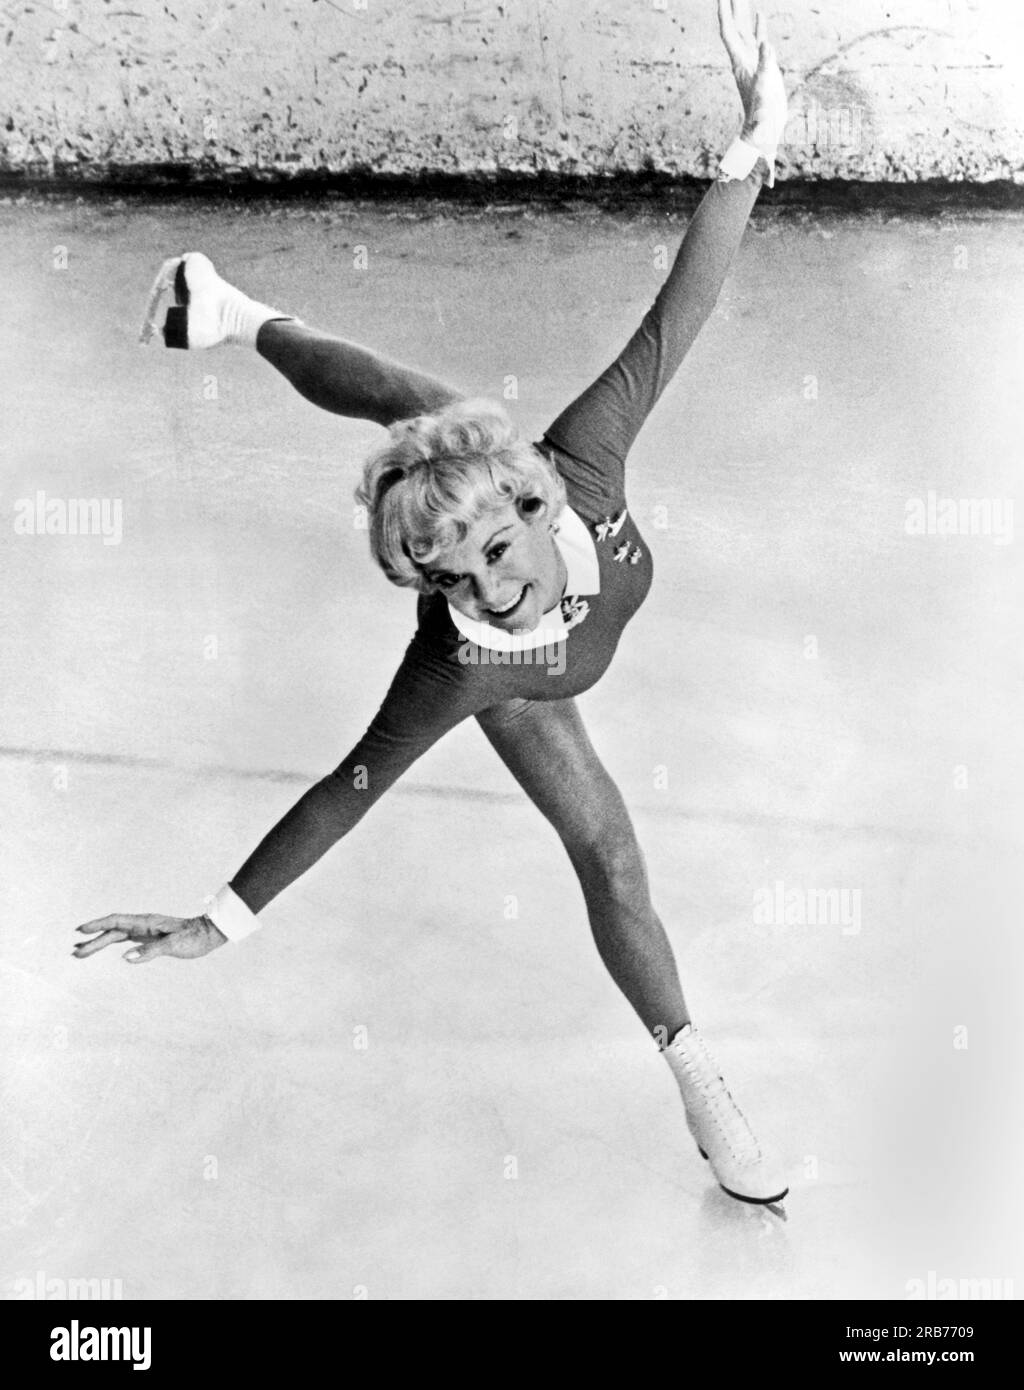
[[664, 1023, 788, 1206], [139, 252, 291, 349]]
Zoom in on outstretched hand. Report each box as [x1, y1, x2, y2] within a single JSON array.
[[718, 0, 788, 160], [73, 913, 227, 964]]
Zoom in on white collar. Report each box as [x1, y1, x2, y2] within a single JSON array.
[[447, 504, 600, 652]]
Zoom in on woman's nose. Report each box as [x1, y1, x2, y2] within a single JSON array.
[[473, 572, 502, 608]]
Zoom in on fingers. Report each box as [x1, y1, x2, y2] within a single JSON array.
[[73, 928, 128, 958], [74, 913, 204, 964], [719, 0, 742, 56], [732, 0, 756, 42], [73, 912, 185, 962], [737, 0, 771, 51], [754, 7, 777, 70], [722, 0, 767, 74], [719, 0, 743, 60], [718, 0, 731, 45], [123, 938, 175, 965], [76, 913, 174, 940], [72, 930, 170, 963], [76, 914, 126, 936]]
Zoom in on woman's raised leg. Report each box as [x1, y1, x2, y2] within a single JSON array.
[[141, 251, 465, 428], [476, 696, 689, 1041], [256, 320, 465, 427]]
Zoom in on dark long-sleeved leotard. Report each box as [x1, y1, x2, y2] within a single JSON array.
[[228, 162, 767, 916]]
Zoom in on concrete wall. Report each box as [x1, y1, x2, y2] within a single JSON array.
[[2, 0, 1022, 183]]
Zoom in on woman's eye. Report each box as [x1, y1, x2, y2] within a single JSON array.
[[488, 543, 509, 563], [436, 574, 460, 590]]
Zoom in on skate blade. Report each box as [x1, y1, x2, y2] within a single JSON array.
[[700, 1145, 788, 1214], [139, 256, 184, 344], [719, 1181, 790, 1212]]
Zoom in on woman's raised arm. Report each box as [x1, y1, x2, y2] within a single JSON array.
[[540, 1, 788, 489]]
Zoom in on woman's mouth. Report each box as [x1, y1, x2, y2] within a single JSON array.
[[485, 585, 529, 621]]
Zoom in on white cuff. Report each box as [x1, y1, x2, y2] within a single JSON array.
[[718, 136, 775, 189], [202, 883, 262, 942]]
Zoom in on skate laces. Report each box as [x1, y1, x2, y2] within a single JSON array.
[[674, 1032, 764, 1167]]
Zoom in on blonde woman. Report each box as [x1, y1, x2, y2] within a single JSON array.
[[77, 2, 789, 1206]]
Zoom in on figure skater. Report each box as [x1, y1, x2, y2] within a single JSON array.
[[76, 0, 790, 1206]]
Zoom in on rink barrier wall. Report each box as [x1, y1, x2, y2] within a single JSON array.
[[2, 0, 1022, 188]]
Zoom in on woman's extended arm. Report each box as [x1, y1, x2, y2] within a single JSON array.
[[73, 637, 484, 962], [541, 1, 787, 493], [226, 636, 479, 917]]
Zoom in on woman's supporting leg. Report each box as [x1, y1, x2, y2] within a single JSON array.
[[476, 696, 689, 1041], [256, 320, 465, 427], [478, 695, 789, 1205]]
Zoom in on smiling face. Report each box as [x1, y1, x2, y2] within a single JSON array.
[[423, 498, 567, 633]]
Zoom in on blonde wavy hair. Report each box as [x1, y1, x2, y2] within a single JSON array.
[[355, 398, 566, 592]]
